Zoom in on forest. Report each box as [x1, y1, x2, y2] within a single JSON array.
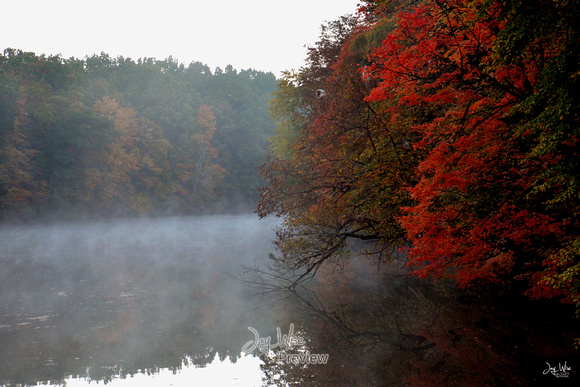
[[258, 0, 579, 330], [0, 49, 277, 219], [1, 0, 579, 384]]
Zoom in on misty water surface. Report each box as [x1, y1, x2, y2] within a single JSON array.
[[0, 215, 282, 386], [1, 215, 579, 386]]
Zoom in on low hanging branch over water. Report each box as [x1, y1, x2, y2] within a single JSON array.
[[258, 0, 580, 322]]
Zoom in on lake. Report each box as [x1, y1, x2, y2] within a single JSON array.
[[0, 215, 578, 386], [0, 215, 282, 386]]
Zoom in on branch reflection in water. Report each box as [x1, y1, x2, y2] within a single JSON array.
[[246, 245, 580, 386], [1, 215, 578, 385]]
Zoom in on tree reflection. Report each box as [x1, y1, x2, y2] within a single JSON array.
[[249, 252, 580, 386], [0, 216, 279, 386]]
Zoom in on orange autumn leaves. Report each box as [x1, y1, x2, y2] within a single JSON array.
[[261, 0, 579, 306], [84, 98, 221, 214]]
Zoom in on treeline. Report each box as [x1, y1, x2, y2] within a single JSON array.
[[0, 48, 277, 219], [259, 1, 579, 315]]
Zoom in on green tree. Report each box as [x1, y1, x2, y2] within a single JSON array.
[[0, 91, 46, 216]]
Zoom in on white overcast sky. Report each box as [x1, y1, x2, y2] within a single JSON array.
[[1, 0, 360, 76]]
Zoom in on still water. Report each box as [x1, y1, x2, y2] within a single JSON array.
[[1, 215, 579, 386], [0, 215, 282, 386]]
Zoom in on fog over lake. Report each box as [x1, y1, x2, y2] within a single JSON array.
[[1, 215, 579, 386], [0, 215, 283, 386]]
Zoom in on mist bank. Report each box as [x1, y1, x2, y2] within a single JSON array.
[[0, 214, 281, 385], [0, 49, 277, 221]]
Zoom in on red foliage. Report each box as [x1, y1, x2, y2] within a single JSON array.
[[362, 0, 572, 291], [260, 0, 579, 306]]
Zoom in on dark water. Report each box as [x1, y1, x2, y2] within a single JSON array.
[[0, 215, 578, 386], [260, 255, 580, 386]]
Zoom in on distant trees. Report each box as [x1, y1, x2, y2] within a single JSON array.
[[0, 49, 277, 218], [259, 0, 579, 313]]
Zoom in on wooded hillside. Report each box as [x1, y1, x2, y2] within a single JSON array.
[[0, 49, 277, 219]]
